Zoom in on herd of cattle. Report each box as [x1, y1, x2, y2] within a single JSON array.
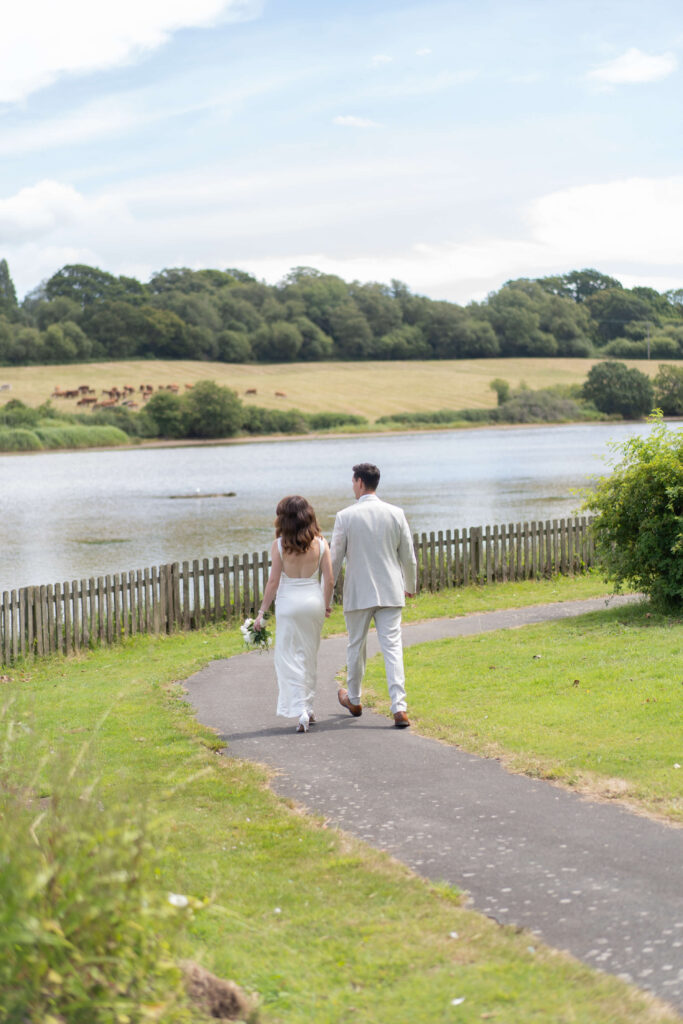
[[50, 382, 192, 409], [49, 383, 287, 409]]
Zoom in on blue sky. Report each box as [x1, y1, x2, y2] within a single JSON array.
[[1, 0, 681, 302]]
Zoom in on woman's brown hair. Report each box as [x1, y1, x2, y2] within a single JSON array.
[[275, 495, 321, 554]]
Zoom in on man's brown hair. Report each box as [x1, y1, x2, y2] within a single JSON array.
[[352, 463, 380, 490]]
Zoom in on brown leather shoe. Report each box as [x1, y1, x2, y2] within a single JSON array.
[[393, 711, 411, 728], [338, 687, 362, 717]]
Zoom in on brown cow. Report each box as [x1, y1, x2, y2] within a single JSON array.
[[275, 391, 287, 397], [245, 388, 257, 395]]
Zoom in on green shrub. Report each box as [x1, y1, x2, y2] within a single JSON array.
[[306, 411, 368, 429], [34, 425, 130, 449], [582, 360, 654, 419], [601, 338, 649, 359], [492, 388, 585, 424], [181, 380, 243, 438], [0, 734, 193, 1023], [375, 409, 480, 425], [241, 404, 309, 434], [0, 427, 43, 451], [582, 415, 683, 610], [653, 363, 683, 416], [0, 398, 40, 429]]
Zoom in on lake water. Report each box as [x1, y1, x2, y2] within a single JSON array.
[[0, 422, 655, 593]]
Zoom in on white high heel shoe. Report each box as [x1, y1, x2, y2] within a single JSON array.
[[296, 711, 310, 733]]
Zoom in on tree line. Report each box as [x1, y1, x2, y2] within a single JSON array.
[[0, 260, 682, 366]]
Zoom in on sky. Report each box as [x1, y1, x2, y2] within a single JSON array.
[[1, 0, 682, 304]]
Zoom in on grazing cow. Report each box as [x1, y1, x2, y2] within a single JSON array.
[[123, 385, 135, 395], [51, 388, 67, 398], [65, 389, 80, 398], [245, 388, 257, 395], [94, 398, 118, 408], [185, 383, 194, 389], [77, 385, 91, 393], [0, 383, 10, 392], [275, 391, 287, 397], [77, 396, 98, 406]]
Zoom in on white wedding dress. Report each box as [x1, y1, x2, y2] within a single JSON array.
[[274, 537, 326, 719]]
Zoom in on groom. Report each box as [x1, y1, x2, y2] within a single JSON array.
[[330, 463, 417, 728]]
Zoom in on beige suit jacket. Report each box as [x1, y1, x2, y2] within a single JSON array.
[[330, 494, 417, 611]]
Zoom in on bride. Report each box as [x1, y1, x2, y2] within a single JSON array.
[[254, 496, 334, 733]]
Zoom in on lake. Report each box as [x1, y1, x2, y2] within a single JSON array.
[[0, 422, 654, 593]]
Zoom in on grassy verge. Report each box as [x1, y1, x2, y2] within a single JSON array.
[[3, 578, 680, 1021], [363, 601, 682, 824], [323, 571, 622, 638]]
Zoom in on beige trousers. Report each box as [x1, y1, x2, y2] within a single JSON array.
[[344, 605, 407, 714]]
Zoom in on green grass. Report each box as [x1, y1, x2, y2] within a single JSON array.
[[363, 602, 683, 823], [2, 578, 680, 1022], [322, 571, 621, 638]]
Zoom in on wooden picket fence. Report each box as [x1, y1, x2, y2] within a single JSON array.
[[1, 516, 595, 667]]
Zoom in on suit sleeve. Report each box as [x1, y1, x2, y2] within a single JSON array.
[[397, 511, 417, 593], [329, 511, 347, 583]]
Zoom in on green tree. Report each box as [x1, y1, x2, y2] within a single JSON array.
[[582, 361, 654, 419], [217, 329, 253, 362], [582, 416, 683, 609], [561, 269, 622, 303], [586, 288, 655, 343], [489, 378, 510, 405], [181, 380, 243, 438], [0, 259, 18, 319], [141, 391, 185, 438], [653, 364, 683, 416], [46, 264, 147, 308]]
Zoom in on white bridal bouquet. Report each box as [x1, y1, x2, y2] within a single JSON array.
[[240, 616, 273, 652]]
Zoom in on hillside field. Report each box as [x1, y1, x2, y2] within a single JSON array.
[[0, 357, 677, 421]]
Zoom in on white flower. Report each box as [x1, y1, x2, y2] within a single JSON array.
[[167, 893, 189, 908]]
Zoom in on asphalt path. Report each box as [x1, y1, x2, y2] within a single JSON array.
[[183, 596, 683, 1012]]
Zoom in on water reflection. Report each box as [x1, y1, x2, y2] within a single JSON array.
[[0, 422, 654, 591]]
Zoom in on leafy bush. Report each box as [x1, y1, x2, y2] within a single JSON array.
[[181, 379, 243, 438], [582, 415, 683, 609], [0, 734, 193, 1023], [140, 390, 185, 438], [492, 388, 586, 424], [306, 411, 368, 429], [34, 424, 130, 449], [653, 363, 683, 416], [582, 360, 654, 419], [241, 404, 309, 434], [601, 338, 649, 359], [0, 398, 40, 429], [0, 427, 43, 451], [375, 409, 482, 426]]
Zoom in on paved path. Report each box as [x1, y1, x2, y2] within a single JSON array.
[[183, 597, 683, 1012]]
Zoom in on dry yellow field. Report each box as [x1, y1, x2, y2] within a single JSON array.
[[0, 357, 675, 421]]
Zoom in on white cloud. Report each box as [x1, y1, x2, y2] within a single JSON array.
[[3, 174, 682, 305], [0, 180, 129, 243], [416, 48, 432, 57], [234, 176, 683, 301], [586, 47, 677, 85], [333, 115, 380, 128], [0, 0, 260, 103], [370, 54, 392, 67]]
